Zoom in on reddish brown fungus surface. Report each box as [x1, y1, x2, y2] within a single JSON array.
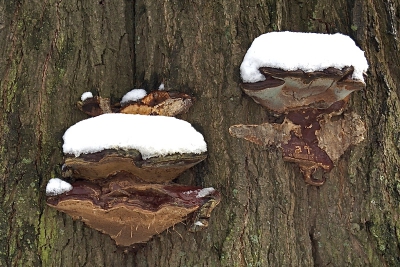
[[77, 91, 194, 117], [62, 149, 207, 183], [47, 177, 220, 246], [241, 67, 364, 113], [120, 91, 193, 116], [77, 96, 112, 117], [231, 65, 366, 185], [229, 100, 365, 186]]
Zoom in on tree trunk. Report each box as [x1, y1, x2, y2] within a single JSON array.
[[1, 0, 400, 266]]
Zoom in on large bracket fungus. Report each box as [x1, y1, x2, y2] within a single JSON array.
[[230, 32, 368, 186], [47, 174, 220, 246], [47, 88, 220, 246]]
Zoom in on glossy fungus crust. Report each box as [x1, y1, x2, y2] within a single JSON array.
[[229, 100, 366, 186], [62, 149, 207, 183], [47, 175, 220, 246], [241, 67, 365, 113]]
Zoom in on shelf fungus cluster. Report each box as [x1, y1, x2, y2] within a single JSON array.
[[46, 88, 220, 246], [229, 32, 368, 186]]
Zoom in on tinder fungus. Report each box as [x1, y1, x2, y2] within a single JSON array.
[[241, 66, 365, 113], [61, 113, 207, 182], [230, 32, 368, 186], [47, 89, 219, 246], [63, 150, 207, 183], [47, 175, 220, 246]]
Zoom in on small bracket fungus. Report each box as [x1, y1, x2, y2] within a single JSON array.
[[119, 90, 193, 117], [230, 32, 368, 186], [47, 89, 220, 246], [77, 90, 193, 117], [77, 95, 113, 116]]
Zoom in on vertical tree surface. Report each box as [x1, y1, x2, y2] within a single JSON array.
[[0, 0, 399, 266]]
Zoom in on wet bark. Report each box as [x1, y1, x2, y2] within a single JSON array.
[[1, 0, 400, 266]]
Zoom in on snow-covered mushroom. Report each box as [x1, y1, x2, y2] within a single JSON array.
[[230, 31, 368, 186], [62, 113, 207, 182], [239, 32, 368, 113], [46, 175, 221, 246]]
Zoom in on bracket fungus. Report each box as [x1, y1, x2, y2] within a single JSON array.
[[47, 88, 220, 246], [230, 32, 368, 186], [62, 113, 207, 183], [47, 175, 220, 246], [120, 90, 193, 117], [78, 90, 193, 117]]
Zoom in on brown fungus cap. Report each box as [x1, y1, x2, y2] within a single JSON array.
[[77, 91, 194, 117], [47, 175, 220, 246], [77, 96, 113, 117], [62, 149, 207, 183], [241, 66, 365, 113], [120, 91, 193, 116]]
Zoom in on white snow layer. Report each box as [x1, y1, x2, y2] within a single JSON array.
[[194, 221, 205, 226], [240, 31, 369, 83], [63, 113, 207, 159], [121, 89, 147, 103], [46, 178, 73, 196], [81, 92, 93, 101], [196, 187, 215, 198]]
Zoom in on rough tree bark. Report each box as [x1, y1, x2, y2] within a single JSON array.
[[1, 0, 400, 266]]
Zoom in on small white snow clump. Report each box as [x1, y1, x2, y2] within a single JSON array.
[[158, 83, 165, 90], [81, 92, 93, 101], [194, 221, 205, 226], [196, 187, 215, 198], [121, 89, 147, 104], [46, 178, 73, 196], [63, 113, 207, 159], [240, 31, 369, 83]]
